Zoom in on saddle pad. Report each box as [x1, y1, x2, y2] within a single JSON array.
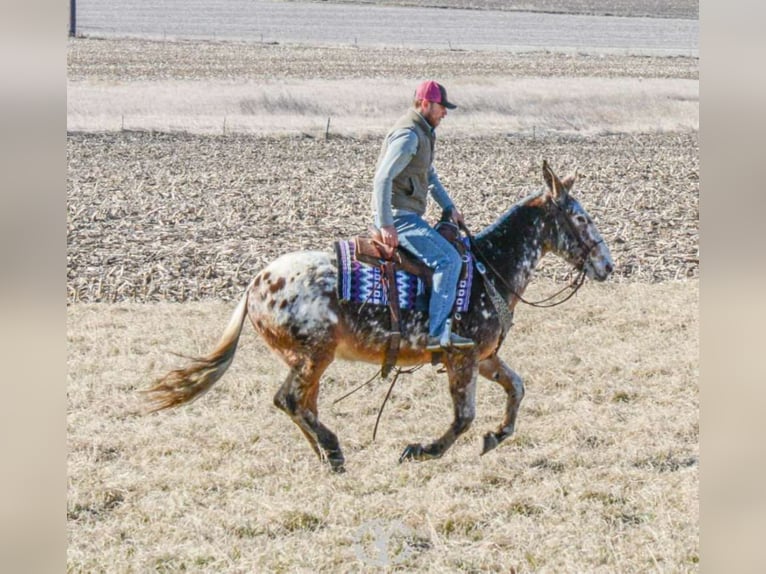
[[335, 239, 474, 314], [336, 240, 419, 308]]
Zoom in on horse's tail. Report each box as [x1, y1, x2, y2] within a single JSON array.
[[142, 279, 254, 413]]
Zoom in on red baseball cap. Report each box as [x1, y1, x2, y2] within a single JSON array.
[[414, 80, 457, 109]]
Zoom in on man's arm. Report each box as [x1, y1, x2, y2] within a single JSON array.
[[428, 166, 454, 212], [372, 129, 418, 246], [428, 166, 465, 227]]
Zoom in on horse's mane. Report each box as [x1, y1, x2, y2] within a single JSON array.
[[475, 191, 544, 240]]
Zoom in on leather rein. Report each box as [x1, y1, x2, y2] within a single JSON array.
[[461, 198, 600, 309]]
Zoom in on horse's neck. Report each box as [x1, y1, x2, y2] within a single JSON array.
[[474, 200, 548, 306]]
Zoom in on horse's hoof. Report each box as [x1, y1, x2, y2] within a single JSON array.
[[328, 454, 346, 473], [399, 443, 424, 463], [481, 432, 500, 455]]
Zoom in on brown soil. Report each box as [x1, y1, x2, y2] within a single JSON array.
[[67, 38, 699, 82], [67, 36, 698, 304], [67, 130, 697, 303]]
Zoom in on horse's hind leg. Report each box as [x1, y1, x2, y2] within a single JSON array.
[[478, 353, 525, 455], [399, 354, 478, 463], [273, 352, 345, 472]]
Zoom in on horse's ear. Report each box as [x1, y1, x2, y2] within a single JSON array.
[[542, 160, 567, 202], [561, 167, 578, 190]]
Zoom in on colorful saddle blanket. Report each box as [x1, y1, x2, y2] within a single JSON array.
[[335, 238, 474, 313]]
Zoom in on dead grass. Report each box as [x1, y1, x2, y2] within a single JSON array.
[[67, 38, 698, 137], [67, 280, 697, 572], [67, 76, 698, 136]]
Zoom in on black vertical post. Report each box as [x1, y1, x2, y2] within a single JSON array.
[[69, 0, 76, 37]]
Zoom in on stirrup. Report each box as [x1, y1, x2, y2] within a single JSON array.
[[425, 333, 475, 351], [425, 336, 443, 351], [447, 333, 475, 349]]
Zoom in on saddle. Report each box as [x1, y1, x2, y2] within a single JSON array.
[[354, 234, 433, 283], [350, 221, 466, 377], [354, 220, 464, 281]]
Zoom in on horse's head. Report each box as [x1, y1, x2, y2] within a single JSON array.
[[541, 161, 613, 281]]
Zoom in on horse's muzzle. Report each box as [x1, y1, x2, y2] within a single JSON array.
[[585, 259, 613, 281]]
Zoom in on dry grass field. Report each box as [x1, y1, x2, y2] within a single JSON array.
[[67, 6, 698, 571], [68, 280, 697, 572]]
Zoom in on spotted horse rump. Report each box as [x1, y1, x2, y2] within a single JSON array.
[[143, 161, 614, 472]]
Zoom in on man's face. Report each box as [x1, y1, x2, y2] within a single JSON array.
[[422, 101, 447, 128]]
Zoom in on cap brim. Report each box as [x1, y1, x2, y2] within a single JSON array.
[[443, 101, 457, 110]]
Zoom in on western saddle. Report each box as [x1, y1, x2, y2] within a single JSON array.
[[352, 221, 464, 377]]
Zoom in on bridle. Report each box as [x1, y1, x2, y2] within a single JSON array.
[[462, 195, 600, 310], [549, 197, 603, 269]]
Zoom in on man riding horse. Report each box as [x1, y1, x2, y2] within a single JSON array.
[[144, 83, 615, 471], [371, 80, 474, 352]]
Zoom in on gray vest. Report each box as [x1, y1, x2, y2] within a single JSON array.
[[376, 109, 435, 215]]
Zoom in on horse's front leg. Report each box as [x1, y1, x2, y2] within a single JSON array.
[[478, 353, 525, 455], [399, 353, 478, 463]]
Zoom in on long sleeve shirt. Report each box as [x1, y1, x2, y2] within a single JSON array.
[[372, 125, 454, 228]]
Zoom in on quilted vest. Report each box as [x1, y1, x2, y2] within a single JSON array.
[[376, 109, 435, 215]]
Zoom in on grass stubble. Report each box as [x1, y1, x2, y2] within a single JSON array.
[[67, 279, 698, 572], [67, 18, 698, 574]]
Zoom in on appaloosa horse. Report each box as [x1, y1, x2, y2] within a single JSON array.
[[144, 161, 613, 472]]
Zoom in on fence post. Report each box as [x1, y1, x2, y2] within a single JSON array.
[[69, 0, 76, 37]]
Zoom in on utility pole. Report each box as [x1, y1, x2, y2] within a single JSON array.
[[69, 0, 76, 37]]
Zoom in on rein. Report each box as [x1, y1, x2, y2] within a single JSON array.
[[460, 200, 591, 310], [332, 365, 424, 441]]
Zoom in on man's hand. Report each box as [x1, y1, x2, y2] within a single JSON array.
[[450, 207, 466, 228], [379, 225, 399, 248]]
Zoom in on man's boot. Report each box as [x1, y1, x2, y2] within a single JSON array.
[[425, 318, 475, 351]]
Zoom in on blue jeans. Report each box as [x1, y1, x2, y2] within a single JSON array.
[[393, 213, 462, 338]]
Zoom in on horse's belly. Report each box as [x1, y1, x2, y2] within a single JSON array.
[[333, 303, 432, 364], [333, 341, 433, 366]]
